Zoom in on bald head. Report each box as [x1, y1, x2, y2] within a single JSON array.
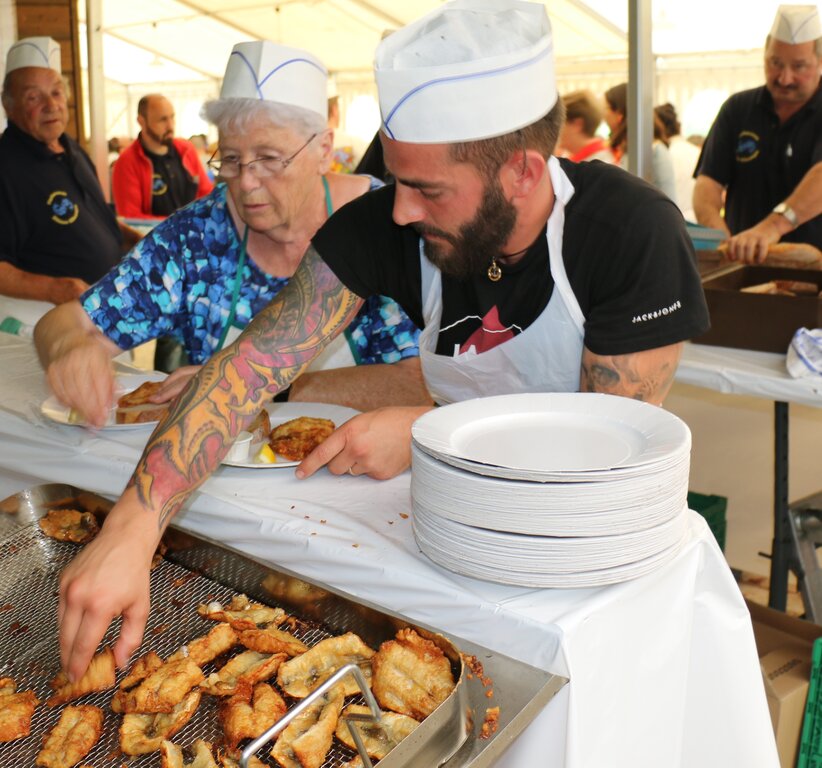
[[137, 93, 176, 153], [1, 66, 68, 152]]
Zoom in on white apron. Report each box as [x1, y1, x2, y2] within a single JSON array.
[[418, 156, 585, 405]]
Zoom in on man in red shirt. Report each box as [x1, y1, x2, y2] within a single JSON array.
[[112, 94, 213, 219], [557, 90, 614, 164]]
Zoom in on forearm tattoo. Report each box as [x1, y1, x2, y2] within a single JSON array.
[[580, 345, 680, 403], [127, 246, 363, 529]]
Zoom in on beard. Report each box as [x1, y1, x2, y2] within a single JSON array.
[[145, 125, 174, 147], [416, 178, 517, 281]]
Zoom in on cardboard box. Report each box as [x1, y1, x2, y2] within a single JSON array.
[[696, 266, 822, 353], [747, 599, 822, 767]]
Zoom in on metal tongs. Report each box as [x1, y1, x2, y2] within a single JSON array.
[[240, 662, 382, 768]]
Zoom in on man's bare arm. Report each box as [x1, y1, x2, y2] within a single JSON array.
[[692, 175, 730, 235], [131, 246, 363, 529], [580, 342, 683, 405], [290, 357, 432, 410], [0, 261, 88, 304]]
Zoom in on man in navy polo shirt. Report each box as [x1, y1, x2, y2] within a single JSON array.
[[694, 4, 822, 262], [0, 37, 139, 305]]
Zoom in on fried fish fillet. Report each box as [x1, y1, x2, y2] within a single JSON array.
[[120, 688, 201, 755], [160, 738, 218, 768], [335, 704, 420, 760], [268, 417, 335, 461], [38, 508, 100, 544], [0, 677, 39, 742], [47, 646, 116, 706], [197, 595, 287, 631], [270, 689, 343, 768], [371, 629, 455, 719], [277, 632, 375, 699], [220, 682, 287, 750], [236, 624, 308, 657], [113, 657, 204, 714], [35, 704, 103, 768], [120, 651, 165, 691], [200, 651, 287, 696], [215, 748, 267, 768], [169, 622, 238, 666]]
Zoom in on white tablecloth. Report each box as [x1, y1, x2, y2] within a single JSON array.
[[0, 332, 778, 767]]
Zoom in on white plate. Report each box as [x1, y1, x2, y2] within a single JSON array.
[[220, 401, 359, 468], [40, 372, 167, 430], [412, 392, 690, 477]]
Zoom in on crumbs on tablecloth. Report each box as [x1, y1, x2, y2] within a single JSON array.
[[399, 513, 409, 519], [352, 543, 360, 548]]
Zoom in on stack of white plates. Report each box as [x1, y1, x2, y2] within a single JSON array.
[[410, 392, 692, 588]]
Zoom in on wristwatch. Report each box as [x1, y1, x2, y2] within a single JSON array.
[[772, 201, 799, 228]]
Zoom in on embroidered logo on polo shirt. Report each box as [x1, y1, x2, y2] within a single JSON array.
[[735, 130, 760, 163], [152, 174, 168, 196], [47, 190, 79, 225]]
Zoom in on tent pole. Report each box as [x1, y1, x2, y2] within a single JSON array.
[[627, 0, 653, 182], [86, 0, 109, 200]]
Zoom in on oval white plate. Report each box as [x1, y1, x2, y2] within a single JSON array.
[[40, 372, 167, 430], [220, 401, 359, 468]]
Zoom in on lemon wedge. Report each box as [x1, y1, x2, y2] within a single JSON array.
[[256, 444, 277, 464]]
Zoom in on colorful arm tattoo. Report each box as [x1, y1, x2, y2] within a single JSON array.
[[128, 246, 364, 529], [579, 343, 682, 404]]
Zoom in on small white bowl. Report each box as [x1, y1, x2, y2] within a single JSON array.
[[225, 431, 253, 463]]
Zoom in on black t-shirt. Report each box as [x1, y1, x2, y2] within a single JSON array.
[[0, 122, 123, 283], [312, 158, 709, 357], [143, 141, 199, 217], [695, 85, 822, 247]]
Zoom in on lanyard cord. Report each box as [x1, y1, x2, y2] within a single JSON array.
[[216, 224, 249, 351]]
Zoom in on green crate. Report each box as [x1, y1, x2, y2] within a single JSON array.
[[687, 491, 727, 551], [797, 637, 822, 767]]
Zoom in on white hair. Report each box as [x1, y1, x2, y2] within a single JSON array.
[[201, 98, 326, 139]]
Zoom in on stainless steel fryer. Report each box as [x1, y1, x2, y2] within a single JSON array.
[[0, 484, 567, 767]]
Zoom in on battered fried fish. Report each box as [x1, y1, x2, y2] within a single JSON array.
[[113, 657, 204, 714], [47, 646, 116, 706], [120, 688, 201, 755], [216, 748, 268, 768], [268, 417, 335, 461], [277, 632, 375, 698], [35, 704, 103, 768], [0, 677, 39, 742], [160, 738, 218, 768], [38, 508, 99, 544], [371, 628, 455, 719], [197, 595, 287, 630], [200, 651, 287, 696], [335, 704, 420, 760], [220, 682, 287, 750], [270, 689, 343, 768], [236, 624, 308, 657], [169, 622, 238, 666], [120, 650, 165, 691]]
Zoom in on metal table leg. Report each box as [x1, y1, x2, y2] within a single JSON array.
[[769, 401, 790, 610]]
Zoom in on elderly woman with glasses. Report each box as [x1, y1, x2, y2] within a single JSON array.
[[34, 41, 428, 427]]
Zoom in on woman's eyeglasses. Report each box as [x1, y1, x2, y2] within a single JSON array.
[[207, 133, 317, 179]]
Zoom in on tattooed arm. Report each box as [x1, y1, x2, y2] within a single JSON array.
[[57, 247, 363, 681], [580, 342, 683, 405]]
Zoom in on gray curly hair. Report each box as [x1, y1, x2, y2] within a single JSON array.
[[201, 98, 326, 139]]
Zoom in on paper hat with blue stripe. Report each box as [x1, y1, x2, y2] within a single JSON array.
[[375, 0, 556, 144], [220, 41, 328, 120], [6, 37, 61, 75], [769, 5, 821, 45]]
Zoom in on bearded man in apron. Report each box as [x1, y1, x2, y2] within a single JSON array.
[[35, 41, 429, 428], [51, 0, 711, 684]]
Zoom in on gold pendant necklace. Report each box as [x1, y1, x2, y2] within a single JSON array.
[[487, 257, 502, 282]]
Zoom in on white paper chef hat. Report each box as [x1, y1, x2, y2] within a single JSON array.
[[5, 37, 61, 75], [769, 5, 822, 44], [375, 0, 556, 144], [220, 41, 328, 120]]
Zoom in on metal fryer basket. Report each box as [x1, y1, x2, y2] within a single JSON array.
[[0, 484, 566, 767]]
